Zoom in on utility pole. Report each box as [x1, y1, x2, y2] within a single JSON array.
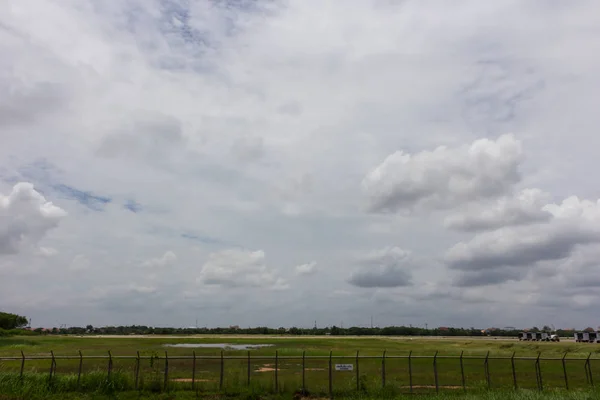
[[371, 315, 373, 329], [425, 323, 428, 330]]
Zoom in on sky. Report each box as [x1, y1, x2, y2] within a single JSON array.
[[2, 0, 600, 330]]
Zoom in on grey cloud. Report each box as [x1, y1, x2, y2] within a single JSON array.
[[444, 188, 552, 232], [460, 58, 545, 132], [446, 195, 600, 286], [231, 135, 265, 163], [348, 247, 413, 288], [453, 268, 525, 287], [447, 226, 596, 271], [362, 134, 523, 213], [96, 113, 185, 161], [0, 82, 69, 128]]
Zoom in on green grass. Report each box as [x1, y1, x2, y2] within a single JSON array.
[[2, 335, 600, 398]]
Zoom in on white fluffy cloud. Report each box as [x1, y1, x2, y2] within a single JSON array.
[[348, 247, 414, 288], [141, 251, 177, 268], [295, 261, 317, 276], [444, 188, 552, 232], [0, 182, 66, 254], [198, 249, 288, 290], [69, 254, 91, 271], [362, 134, 523, 213]]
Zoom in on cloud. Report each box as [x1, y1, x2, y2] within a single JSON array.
[[2, 0, 600, 329], [141, 251, 177, 268], [362, 134, 523, 213], [446, 196, 600, 286], [231, 136, 265, 163], [69, 254, 91, 271], [38, 247, 58, 257], [348, 247, 413, 288], [198, 249, 288, 290], [0, 182, 67, 254], [95, 113, 186, 163], [295, 261, 317, 276], [444, 188, 552, 232]]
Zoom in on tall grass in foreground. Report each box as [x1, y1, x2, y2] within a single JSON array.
[[0, 370, 134, 397], [2, 372, 600, 399]]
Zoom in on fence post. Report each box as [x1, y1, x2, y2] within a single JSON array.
[[328, 351, 333, 399], [219, 350, 224, 391], [511, 352, 517, 390], [302, 350, 306, 394], [585, 353, 591, 385], [562, 352, 569, 390], [192, 351, 197, 390], [382, 350, 386, 388], [355, 351, 360, 392], [484, 351, 490, 389], [247, 351, 251, 387], [433, 351, 439, 393], [275, 350, 279, 392], [77, 350, 83, 387], [587, 352, 594, 387], [408, 350, 413, 393], [49, 350, 56, 385], [20, 350, 25, 381], [535, 352, 543, 391], [459, 350, 465, 392], [164, 351, 169, 391], [135, 351, 140, 390], [107, 351, 113, 380]]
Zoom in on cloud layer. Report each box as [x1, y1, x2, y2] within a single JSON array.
[[2, 0, 600, 329]]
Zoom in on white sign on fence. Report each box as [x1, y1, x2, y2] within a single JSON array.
[[335, 364, 354, 371]]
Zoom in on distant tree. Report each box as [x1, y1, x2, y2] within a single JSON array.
[[542, 325, 551, 332], [0, 312, 28, 330]]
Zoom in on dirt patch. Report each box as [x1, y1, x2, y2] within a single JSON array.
[[305, 368, 324, 371], [256, 367, 276, 372], [400, 385, 465, 389], [171, 378, 212, 382]]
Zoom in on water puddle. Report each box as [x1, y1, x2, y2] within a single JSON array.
[[163, 343, 273, 350]]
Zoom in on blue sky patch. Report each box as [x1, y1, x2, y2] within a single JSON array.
[[52, 184, 112, 211], [124, 199, 143, 213]]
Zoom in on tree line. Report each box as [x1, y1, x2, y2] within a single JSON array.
[[25, 325, 577, 337], [0, 311, 585, 337]]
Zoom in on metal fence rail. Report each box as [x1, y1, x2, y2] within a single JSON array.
[[0, 351, 597, 397]]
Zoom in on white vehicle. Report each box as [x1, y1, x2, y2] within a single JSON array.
[[575, 332, 585, 342], [588, 332, 599, 343], [549, 334, 560, 342], [540, 332, 549, 341], [582, 332, 591, 343]]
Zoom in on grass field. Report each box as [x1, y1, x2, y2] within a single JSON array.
[[2, 335, 600, 399]]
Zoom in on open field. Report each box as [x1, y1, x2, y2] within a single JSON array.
[[2, 335, 600, 398]]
